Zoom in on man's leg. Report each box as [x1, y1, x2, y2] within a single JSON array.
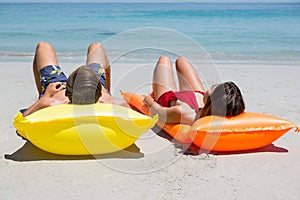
[[33, 42, 59, 95], [86, 42, 111, 92]]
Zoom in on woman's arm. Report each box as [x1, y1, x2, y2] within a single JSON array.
[[143, 95, 197, 125], [143, 95, 182, 124]]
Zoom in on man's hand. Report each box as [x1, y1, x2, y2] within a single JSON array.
[[44, 82, 66, 97], [43, 82, 69, 106]]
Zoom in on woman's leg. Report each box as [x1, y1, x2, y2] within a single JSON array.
[[86, 42, 111, 92], [152, 56, 177, 100], [33, 42, 59, 95], [175, 56, 205, 92]]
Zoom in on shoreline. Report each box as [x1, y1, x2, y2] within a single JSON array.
[[1, 54, 300, 66]]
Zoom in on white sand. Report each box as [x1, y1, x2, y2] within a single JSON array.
[[1, 61, 300, 199]]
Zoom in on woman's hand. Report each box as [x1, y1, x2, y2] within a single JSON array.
[[143, 95, 160, 116], [143, 95, 155, 107]]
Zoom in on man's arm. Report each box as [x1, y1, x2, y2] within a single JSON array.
[[23, 96, 51, 117], [23, 82, 68, 117]]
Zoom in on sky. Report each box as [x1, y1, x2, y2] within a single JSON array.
[[0, 0, 299, 3]]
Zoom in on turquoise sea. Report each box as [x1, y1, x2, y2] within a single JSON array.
[[0, 2, 300, 64]]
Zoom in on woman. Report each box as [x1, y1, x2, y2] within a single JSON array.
[[143, 56, 245, 125]]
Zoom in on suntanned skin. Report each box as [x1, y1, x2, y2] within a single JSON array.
[[143, 56, 207, 125], [23, 42, 127, 117]]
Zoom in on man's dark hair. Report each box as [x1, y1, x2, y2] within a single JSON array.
[[65, 65, 102, 104]]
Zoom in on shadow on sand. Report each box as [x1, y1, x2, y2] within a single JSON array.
[[6, 125, 289, 161], [152, 125, 289, 156], [5, 141, 144, 162]]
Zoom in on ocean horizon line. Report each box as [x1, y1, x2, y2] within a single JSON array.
[[1, 2, 299, 4]]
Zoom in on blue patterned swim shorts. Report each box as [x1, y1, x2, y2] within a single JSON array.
[[87, 63, 108, 91], [39, 65, 67, 95], [39, 63, 108, 96]]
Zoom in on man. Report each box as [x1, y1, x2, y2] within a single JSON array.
[[23, 41, 127, 117]]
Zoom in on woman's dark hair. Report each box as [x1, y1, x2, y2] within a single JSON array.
[[65, 65, 102, 104], [199, 81, 245, 118]]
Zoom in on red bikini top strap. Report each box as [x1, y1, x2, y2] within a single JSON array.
[[194, 90, 206, 96]]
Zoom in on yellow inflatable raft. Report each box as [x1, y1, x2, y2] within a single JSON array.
[[14, 103, 158, 155]]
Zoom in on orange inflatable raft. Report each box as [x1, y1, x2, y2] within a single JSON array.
[[121, 92, 299, 152]]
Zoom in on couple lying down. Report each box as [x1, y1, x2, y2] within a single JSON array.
[[23, 42, 245, 126]]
